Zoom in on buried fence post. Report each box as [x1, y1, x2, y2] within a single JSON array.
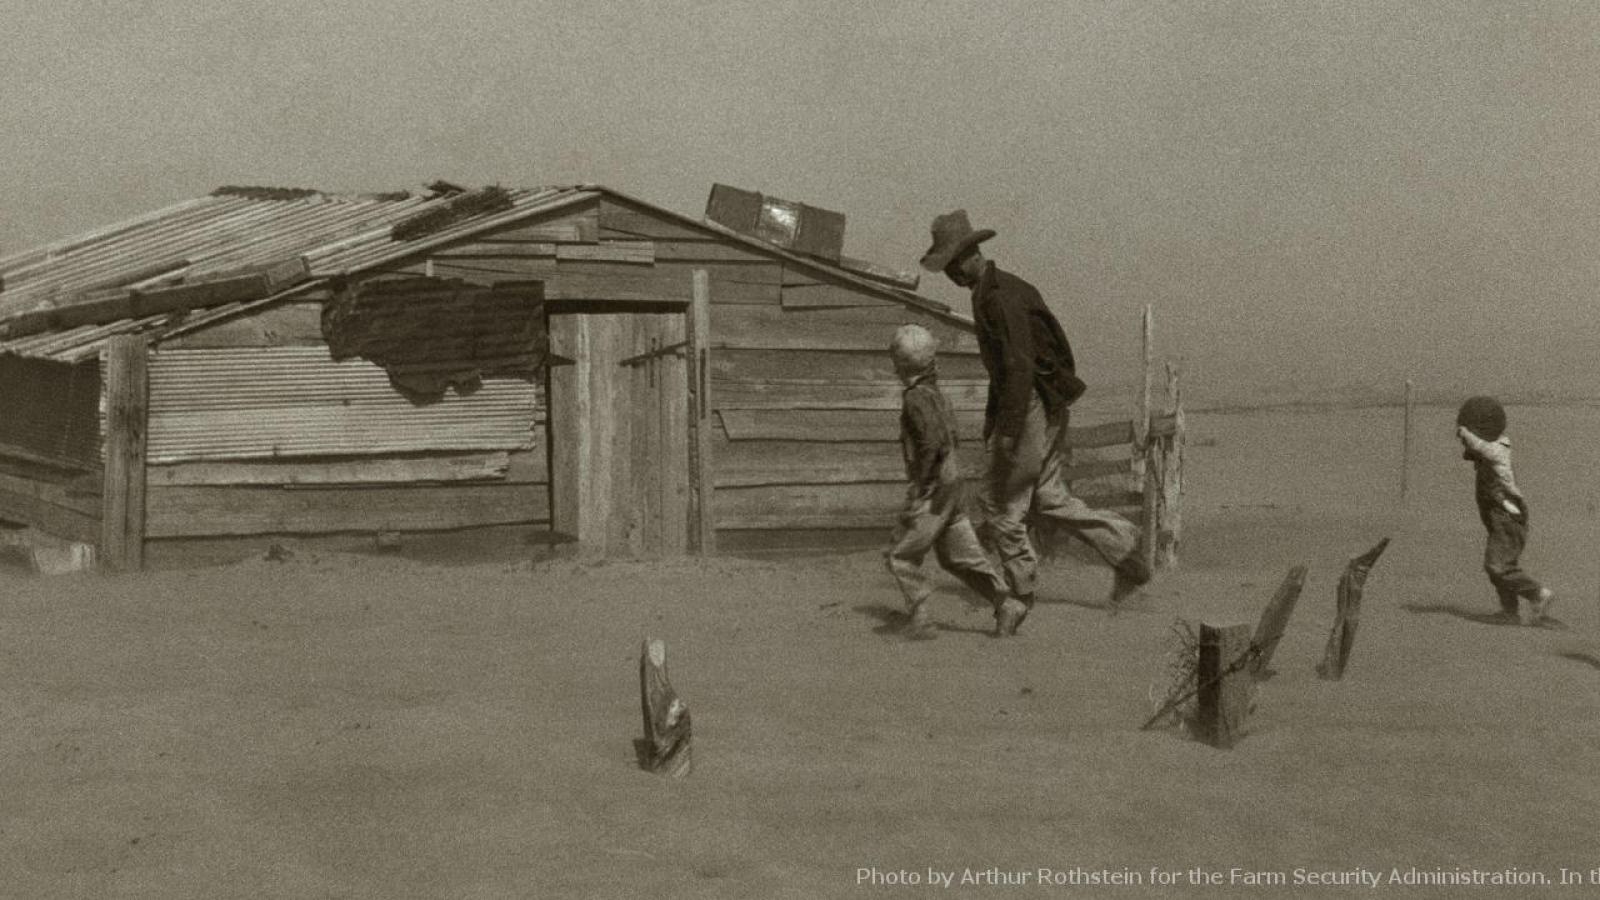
[[638, 638, 692, 777], [1251, 565, 1309, 679], [1142, 621, 1257, 746], [1316, 538, 1391, 681], [1195, 622, 1253, 749]]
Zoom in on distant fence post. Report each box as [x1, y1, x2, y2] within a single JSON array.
[[1400, 378, 1414, 504], [1132, 305, 1152, 481], [100, 334, 148, 572]]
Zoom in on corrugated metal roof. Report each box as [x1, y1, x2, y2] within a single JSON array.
[[0, 187, 581, 315], [0, 186, 592, 359], [0, 182, 965, 362]]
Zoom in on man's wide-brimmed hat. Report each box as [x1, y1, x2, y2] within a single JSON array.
[[919, 209, 995, 272]]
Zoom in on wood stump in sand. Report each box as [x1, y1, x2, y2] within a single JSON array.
[[638, 638, 692, 777], [1316, 538, 1390, 681]]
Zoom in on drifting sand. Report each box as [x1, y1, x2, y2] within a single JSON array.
[[1, 405, 1597, 898]]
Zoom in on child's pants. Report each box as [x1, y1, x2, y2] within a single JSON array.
[[1483, 505, 1542, 613], [977, 393, 1144, 599], [886, 487, 1007, 612]]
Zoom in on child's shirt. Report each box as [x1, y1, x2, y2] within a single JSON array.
[[1459, 428, 1524, 516], [900, 372, 962, 502]]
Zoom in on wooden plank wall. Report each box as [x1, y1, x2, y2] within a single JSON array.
[[143, 293, 550, 541], [144, 447, 549, 538], [0, 456, 101, 544]]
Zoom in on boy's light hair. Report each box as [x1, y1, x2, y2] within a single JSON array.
[[889, 324, 938, 370]]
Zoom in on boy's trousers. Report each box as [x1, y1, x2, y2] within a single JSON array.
[[1482, 505, 1542, 613], [978, 392, 1143, 599], [886, 486, 1007, 611]]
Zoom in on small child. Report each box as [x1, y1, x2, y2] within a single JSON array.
[[1456, 395, 1556, 625], [885, 324, 1010, 638]]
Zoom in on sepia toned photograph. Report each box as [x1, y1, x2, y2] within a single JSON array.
[[1, 2, 1596, 896]]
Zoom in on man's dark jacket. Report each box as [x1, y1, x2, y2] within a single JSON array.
[[971, 262, 1085, 441]]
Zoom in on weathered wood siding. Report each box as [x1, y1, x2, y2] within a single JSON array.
[[144, 447, 548, 538], [141, 296, 550, 540], [0, 456, 100, 543]]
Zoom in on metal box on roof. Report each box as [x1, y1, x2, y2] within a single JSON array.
[[705, 184, 846, 262]]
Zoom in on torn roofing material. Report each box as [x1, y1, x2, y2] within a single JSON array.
[[0, 181, 963, 362], [0, 185, 590, 325]]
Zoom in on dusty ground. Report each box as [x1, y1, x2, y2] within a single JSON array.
[[2, 405, 1599, 899]]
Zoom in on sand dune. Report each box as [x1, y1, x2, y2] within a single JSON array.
[[1, 406, 1596, 898]]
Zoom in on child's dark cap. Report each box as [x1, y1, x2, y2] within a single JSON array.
[[1457, 395, 1506, 440]]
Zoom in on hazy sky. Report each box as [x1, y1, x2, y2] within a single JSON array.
[[5, 1, 1597, 404]]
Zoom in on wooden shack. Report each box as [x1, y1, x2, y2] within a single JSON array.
[[0, 182, 1180, 569]]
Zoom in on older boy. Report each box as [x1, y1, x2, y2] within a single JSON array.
[[885, 324, 1010, 638], [1457, 395, 1557, 625]]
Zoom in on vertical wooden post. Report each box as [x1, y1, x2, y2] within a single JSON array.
[[1250, 565, 1308, 679], [100, 334, 149, 572], [1400, 378, 1414, 503], [1195, 622, 1252, 749], [546, 314, 586, 548], [1317, 538, 1390, 681], [1140, 437, 1160, 578], [1157, 361, 1184, 569], [1132, 304, 1152, 478], [685, 270, 716, 555], [1135, 305, 1155, 571], [658, 315, 691, 555]]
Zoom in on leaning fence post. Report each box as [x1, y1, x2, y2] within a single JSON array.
[[1196, 622, 1253, 749], [1251, 565, 1308, 679], [1316, 538, 1390, 680]]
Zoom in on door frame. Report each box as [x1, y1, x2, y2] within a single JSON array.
[[543, 282, 714, 557]]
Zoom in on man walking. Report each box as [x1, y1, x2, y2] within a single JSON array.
[[920, 210, 1150, 636]]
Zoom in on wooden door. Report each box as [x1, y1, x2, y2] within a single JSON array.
[[547, 311, 690, 557]]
